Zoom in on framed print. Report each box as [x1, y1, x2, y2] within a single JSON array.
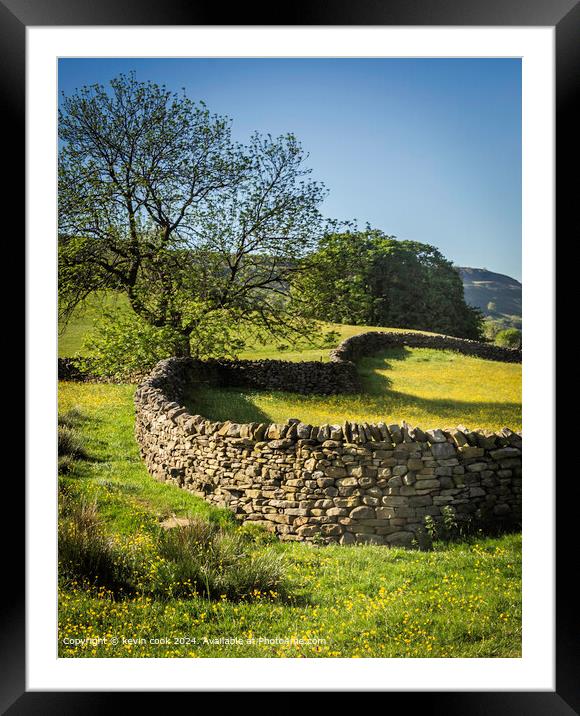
[[10, 0, 576, 709]]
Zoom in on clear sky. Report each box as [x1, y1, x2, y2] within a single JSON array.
[[59, 58, 521, 281]]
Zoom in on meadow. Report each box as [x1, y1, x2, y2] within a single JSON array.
[[58, 382, 521, 658], [60, 292, 521, 431], [57, 296, 522, 658], [187, 348, 521, 432], [58, 291, 431, 360]]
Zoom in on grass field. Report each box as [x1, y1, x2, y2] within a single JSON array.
[[60, 292, 521, 431], [58, 291, 434, 361], [187, 348, 521, 432], [58, 381, 522, 658], [58, 293, 522, 658]]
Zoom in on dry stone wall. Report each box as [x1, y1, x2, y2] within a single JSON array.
[[330, 330, 521, 364], [134, 332, 522, 546]]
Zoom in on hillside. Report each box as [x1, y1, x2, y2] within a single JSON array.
[[457, 267, 522, 329]]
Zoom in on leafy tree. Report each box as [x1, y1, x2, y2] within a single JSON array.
[[59, 73, 326, 357], [483, 318, 501, 342], [296, 229, 484, 339], [495, 328, 522, 349], [79, 308, 247, 381]]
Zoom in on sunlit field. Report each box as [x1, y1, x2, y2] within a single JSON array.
[[58, 381, 521, 658], [58, 291, 438, 361], [187, 348, 521, 432], [58, 292, 521, 658]]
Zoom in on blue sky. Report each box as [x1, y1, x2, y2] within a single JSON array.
[[59, 58, 521, 281]]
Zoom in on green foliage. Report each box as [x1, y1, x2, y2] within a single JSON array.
[[238, 521, 278, 546], [59, 72, 327, 355], [296, 229, 484, 339], [58, 407, 88, 429], [59, 491, 289, 602], [495, 328, 522, 349], [157, 519, 289, 600], [59, 496, 139, 594], [321, 329, 341, 346], [80, 312, 176, 381], [483, 318, 500, 342], [441, 505, 459, 537], [424, 514, 438, 542], [58, 410, 90, 472], [80, 309, 245, 380], [58, 425, 88, 460]]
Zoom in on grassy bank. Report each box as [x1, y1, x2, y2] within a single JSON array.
[[58, 381, 521, 658]]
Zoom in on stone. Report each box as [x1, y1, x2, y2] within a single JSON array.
[[493, 503, 512, 516], [388, 424, 403, 444], [350, 505, 375, 519], [266, 423, 285, 439], [269, 438, 294, 450], [253, 423, 268, 440], [448, 428, 469, 447], [426, 429, 447, 443], [466, 462, 488, 472], [134, 336, 521, 551], [474, 430, 498, 449], [490, 447, 522, 460], [337, 477, 358, 488], [385, 531, 415, 546], [459, 446, 485, 459], [355, 533, 385, 545], [296, 423, 313, 439], [469, 487, 486, 497], [400, 486, 417, 496], [319, 522, 342, 536], [325, 466, 347, 478], [382, 495, 406, 506], [412, 479, 439, 490], [377, 422, 391, 441], [327, 507, 348, 517], [296, 525, 320, 537], [329, 425, 343, 441], [431, 442, 456, 459]]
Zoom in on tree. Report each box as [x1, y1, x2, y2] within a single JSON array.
[[296, 229, 484, 339], [59, 73, 327, 357], [495, 328, 521, 349]]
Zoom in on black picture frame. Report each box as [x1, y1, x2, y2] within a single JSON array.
[[11, 0, 575, 710]]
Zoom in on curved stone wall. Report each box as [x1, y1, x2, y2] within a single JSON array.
[[134, 332, 522, 546], [330, 330, 521, 364]]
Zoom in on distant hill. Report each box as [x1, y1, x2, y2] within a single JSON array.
[[456, 267, 522, 329]]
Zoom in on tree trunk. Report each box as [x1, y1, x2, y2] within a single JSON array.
[[173, 335, 191, 357]]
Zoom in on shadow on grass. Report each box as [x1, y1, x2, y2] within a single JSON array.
[[357, 350, 521, 427], [185, 386, 272, 424], [183, 347, 521, 429]]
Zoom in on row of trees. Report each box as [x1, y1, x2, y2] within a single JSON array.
[[59, 73, 484, 374], [296, 229, 482, 339]]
